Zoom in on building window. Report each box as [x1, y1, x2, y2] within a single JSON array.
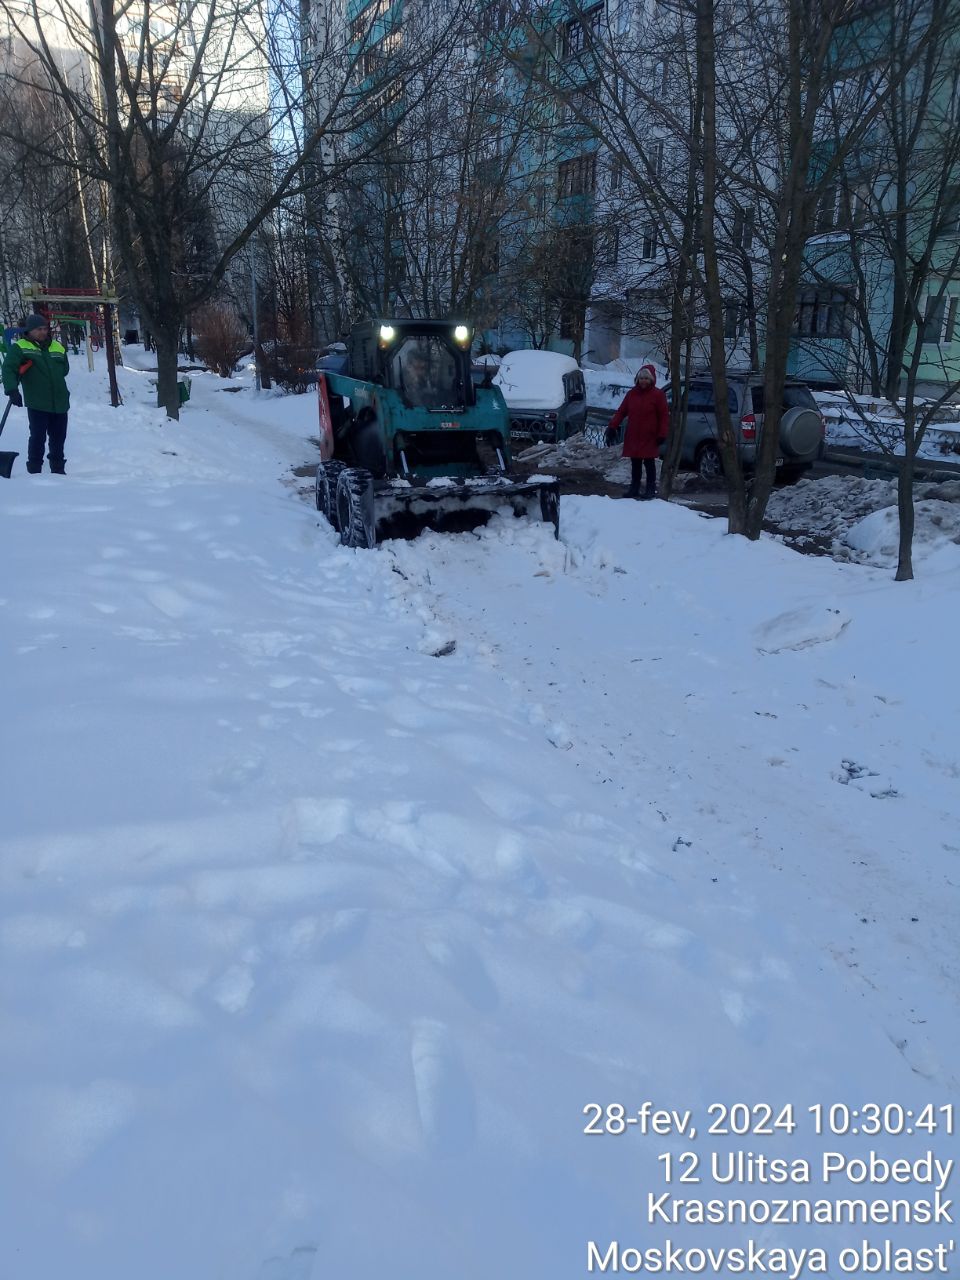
[[921, 294, 947, 345], [560, 302, 586, 340], [816, 185, 841, 232], [558, 154, 597, 198], [479, 239, 500, 276], [601, 226, 620, 265], [941, 186, 960, 236], [562, 84, 598, 126], [643, 139, 663, 177], [641, 222, 657, 259], [609, 157, 623, 191], [733, 205, 755, 251], [724, 301, 745, 340], [795, 287, 851, 338], [560, 2, 603, 58], [946, 296, 959, 344], [349, 0, 392, 45]]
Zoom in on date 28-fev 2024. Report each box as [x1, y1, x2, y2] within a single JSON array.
[[582, 1102, 955, 1139]]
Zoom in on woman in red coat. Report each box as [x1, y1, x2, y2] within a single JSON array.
[[605, 364, 669, 499]]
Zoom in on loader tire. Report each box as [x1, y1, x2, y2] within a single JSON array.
[[336, 467, 376, 548], [316, 459, 346, 529]]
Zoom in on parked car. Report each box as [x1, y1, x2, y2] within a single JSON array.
[[494, 350, 587, 442], [663, 373, 825, 481]]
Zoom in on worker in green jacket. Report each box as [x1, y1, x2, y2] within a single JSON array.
[[2, 313, 70, 474]]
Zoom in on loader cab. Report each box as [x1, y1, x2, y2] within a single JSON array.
[[348, 320, 476, 411]]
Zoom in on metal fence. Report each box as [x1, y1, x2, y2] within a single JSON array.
[[584, 406, 624, 449]]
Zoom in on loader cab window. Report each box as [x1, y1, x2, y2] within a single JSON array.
[[393, 336, 464, 410]]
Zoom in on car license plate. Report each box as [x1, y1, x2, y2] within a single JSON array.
[[775, 457, 784, 466]]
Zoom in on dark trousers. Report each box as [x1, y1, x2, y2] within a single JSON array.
[[26, 409, 68, 473], [630, 457, 657, 494]]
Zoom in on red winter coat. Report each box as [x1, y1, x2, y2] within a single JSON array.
[[608, 385, 669, 458]]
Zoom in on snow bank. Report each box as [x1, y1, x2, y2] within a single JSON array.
[[767, 474, 960, 569], [844, 499, 960, 568], [815, 391, 960, 462]]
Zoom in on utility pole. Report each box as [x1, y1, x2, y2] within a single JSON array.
[[251, 249, 261, 392]]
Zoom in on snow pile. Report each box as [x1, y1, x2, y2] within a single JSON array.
[[517, 432, 631, 483], [845, 499, 960, 568], [493, 349, 578, 410], [767, 474, 960, 567], [0, 351, 958, 1280]]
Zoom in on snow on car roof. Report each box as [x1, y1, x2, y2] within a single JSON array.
[[494, 349, 580, 410]]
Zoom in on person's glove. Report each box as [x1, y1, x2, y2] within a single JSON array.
[[8, 390, 22, 407], [604, 427, 615, 446]]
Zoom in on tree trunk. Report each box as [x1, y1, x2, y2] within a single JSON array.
[[696, 0, 747, 534], [895, 441, 916, 582], [660, 289, 687, 500], [256, 342, 272, 390], [154, 326, 181, 420], [662, 75, 703, 503]]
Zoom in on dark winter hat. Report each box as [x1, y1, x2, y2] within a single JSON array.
[[22, 313, 49, 332]]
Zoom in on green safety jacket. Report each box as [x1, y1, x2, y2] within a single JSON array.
[[2, 337, 70, 413]]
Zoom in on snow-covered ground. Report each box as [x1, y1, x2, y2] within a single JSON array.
[[1, 352, 958, 1280], [815, 391, 960, 462]]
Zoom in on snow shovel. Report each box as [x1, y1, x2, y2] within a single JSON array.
[[0, 360, 33, 478], [0, 397, 19, 479]]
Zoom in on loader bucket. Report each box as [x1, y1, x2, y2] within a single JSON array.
[[375, 477, 559, 543], [0, 450, 18, 478]]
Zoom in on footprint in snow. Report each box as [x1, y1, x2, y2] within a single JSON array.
[[834, 759, 900, 799], [255, 1245, 317, 1280], [410, 1020, 476, 1155], [210, 964, 255, 1014], [422, 933, 500, 1013], [209, 753, 264, 793]]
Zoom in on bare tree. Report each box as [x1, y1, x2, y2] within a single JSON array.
[[802, 0, 960, 579], [0, 0, 472, 416], [0, 67, 107, 311]]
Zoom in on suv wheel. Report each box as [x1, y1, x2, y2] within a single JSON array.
[[696, 441, 723, 481]]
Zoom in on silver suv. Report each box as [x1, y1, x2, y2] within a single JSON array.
[[664, 374, 825, 481]]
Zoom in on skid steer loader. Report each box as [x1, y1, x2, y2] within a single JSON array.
[[314, 319, 559, 547]]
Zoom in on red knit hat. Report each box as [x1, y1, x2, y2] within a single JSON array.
[[636, 364, 657, 384]]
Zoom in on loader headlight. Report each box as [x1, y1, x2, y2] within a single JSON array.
[[453, 324, 470, 344], [379, 324, 396, 344]]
